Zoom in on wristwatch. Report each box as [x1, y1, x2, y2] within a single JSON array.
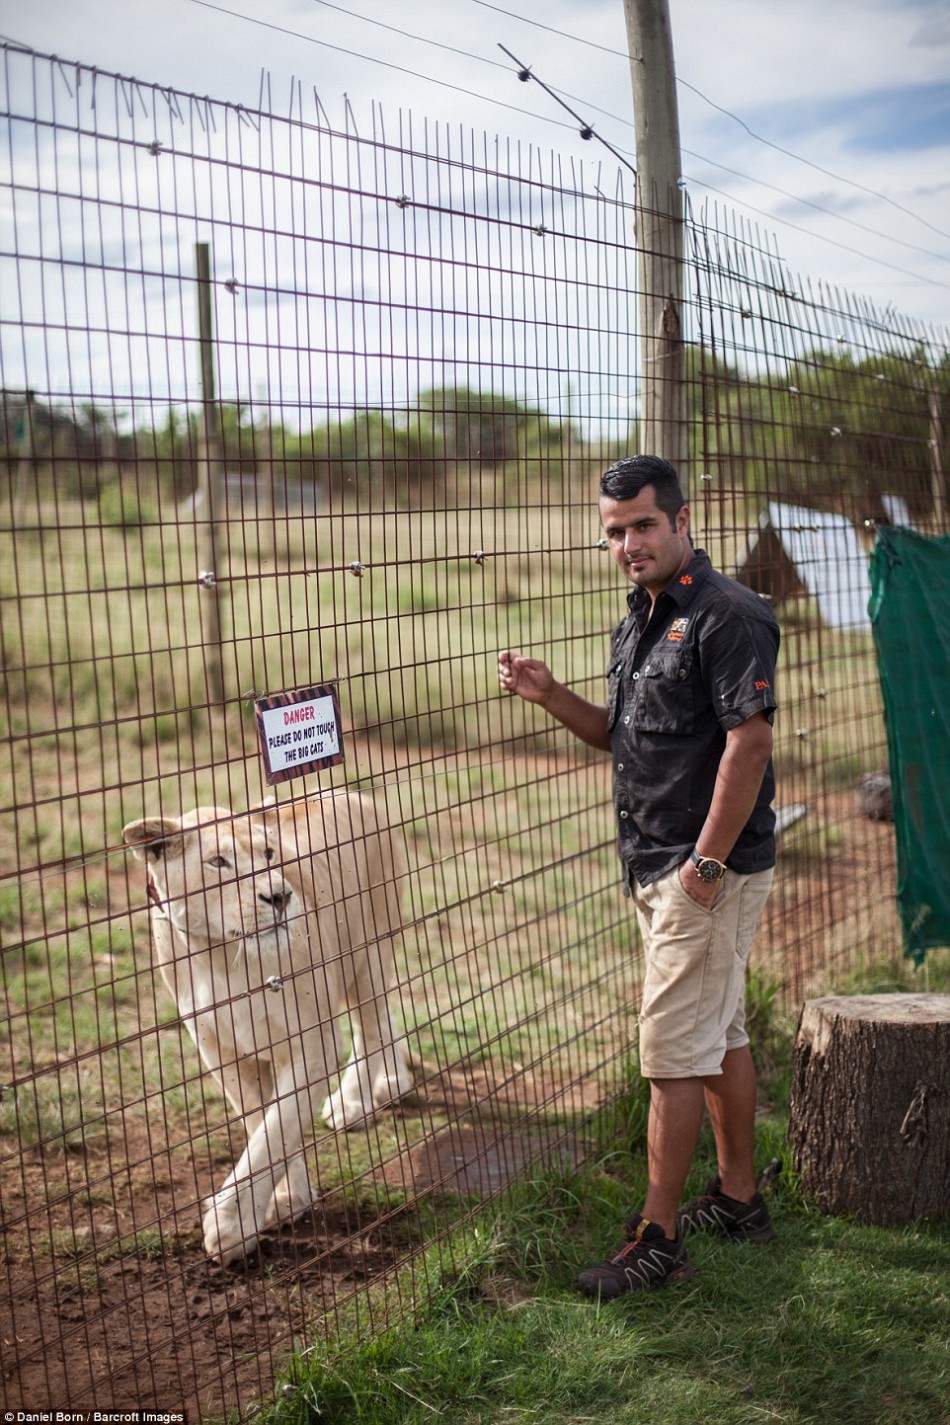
[[690, 849, 727, 882]]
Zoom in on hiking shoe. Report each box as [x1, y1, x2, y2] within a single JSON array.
[[678, 1175, 775, 1243], [574, 1214, 694, 1300]]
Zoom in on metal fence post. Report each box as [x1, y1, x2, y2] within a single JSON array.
[[195, 241, 225, 706]]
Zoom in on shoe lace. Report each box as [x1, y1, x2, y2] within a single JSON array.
[[608, 1217, 655, 1265]]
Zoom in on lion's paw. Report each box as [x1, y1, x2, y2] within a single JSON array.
[[267, 1167, 316, 1226], [372, 1058, 414, 1108], [202, 1197, 260, 1264], [321, 1084, 375, 1131]]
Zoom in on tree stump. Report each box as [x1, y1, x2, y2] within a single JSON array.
[[788, 994, 950, 1224]]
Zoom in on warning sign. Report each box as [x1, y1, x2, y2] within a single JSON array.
[[255, 684, 344, 785]]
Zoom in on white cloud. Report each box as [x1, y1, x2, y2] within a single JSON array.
[[2, 0, 948, 330]]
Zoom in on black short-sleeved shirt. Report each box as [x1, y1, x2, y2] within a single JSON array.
[[607, 548, 780, 888]]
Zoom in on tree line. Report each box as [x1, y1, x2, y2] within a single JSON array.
[[2, 347, 947, 523]]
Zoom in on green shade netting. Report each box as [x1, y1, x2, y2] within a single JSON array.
[[869, 526, 950, 964]]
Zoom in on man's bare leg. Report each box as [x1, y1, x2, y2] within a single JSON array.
[[641, 1077, 706, 1237], [702, 1044, 758, 1203]]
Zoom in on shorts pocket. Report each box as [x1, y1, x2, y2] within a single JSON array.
[[670, 861, 725, 916]]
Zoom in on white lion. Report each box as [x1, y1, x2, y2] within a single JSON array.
[[122, 792, 412, 1265]]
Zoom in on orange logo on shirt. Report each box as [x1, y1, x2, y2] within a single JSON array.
[[679, 574, 693, 585], [755, 680, 771, 690]]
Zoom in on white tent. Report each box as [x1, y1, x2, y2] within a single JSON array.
[[734, 502, 872, 631]]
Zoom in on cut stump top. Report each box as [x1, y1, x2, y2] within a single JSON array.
[[803, 994, 950, 1025]]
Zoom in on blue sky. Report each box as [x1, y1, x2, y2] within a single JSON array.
[[807, 84, 950, 155], [2, 0, 949, 329], [753, 83, 950, 157]]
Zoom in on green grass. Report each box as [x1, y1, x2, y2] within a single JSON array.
[[832, 945, 950, 997], [266, 1133, 950, 1425]]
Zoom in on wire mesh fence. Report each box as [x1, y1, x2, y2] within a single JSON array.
[[1, 43, 947, 1418]]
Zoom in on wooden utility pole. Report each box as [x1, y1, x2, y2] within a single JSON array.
[[195, 242, 225, 706], [623, 0, 688, 491]]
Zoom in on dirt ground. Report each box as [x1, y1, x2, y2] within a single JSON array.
[[1, 1063, 594, 1421], [2, 1137, 397, 1417]]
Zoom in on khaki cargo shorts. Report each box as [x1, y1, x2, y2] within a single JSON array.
[[632, 864, 774, 1079]]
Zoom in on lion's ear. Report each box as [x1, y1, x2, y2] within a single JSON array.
[[122, 817, 185, 863]]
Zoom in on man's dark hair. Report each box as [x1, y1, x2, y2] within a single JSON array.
[[599, 455, 685, 521]]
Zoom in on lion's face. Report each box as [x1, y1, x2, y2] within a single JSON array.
[[123, 806, 294, 946]]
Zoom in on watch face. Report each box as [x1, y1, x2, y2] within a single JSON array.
[[698, 859, 724, 881]]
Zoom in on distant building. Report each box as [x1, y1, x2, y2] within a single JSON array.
[[178, 471, 323, 517]]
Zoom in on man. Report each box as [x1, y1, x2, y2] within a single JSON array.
[[498, 454, 779, 1299]]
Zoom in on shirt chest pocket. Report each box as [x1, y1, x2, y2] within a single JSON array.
[[631, 651, 694, 734]]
